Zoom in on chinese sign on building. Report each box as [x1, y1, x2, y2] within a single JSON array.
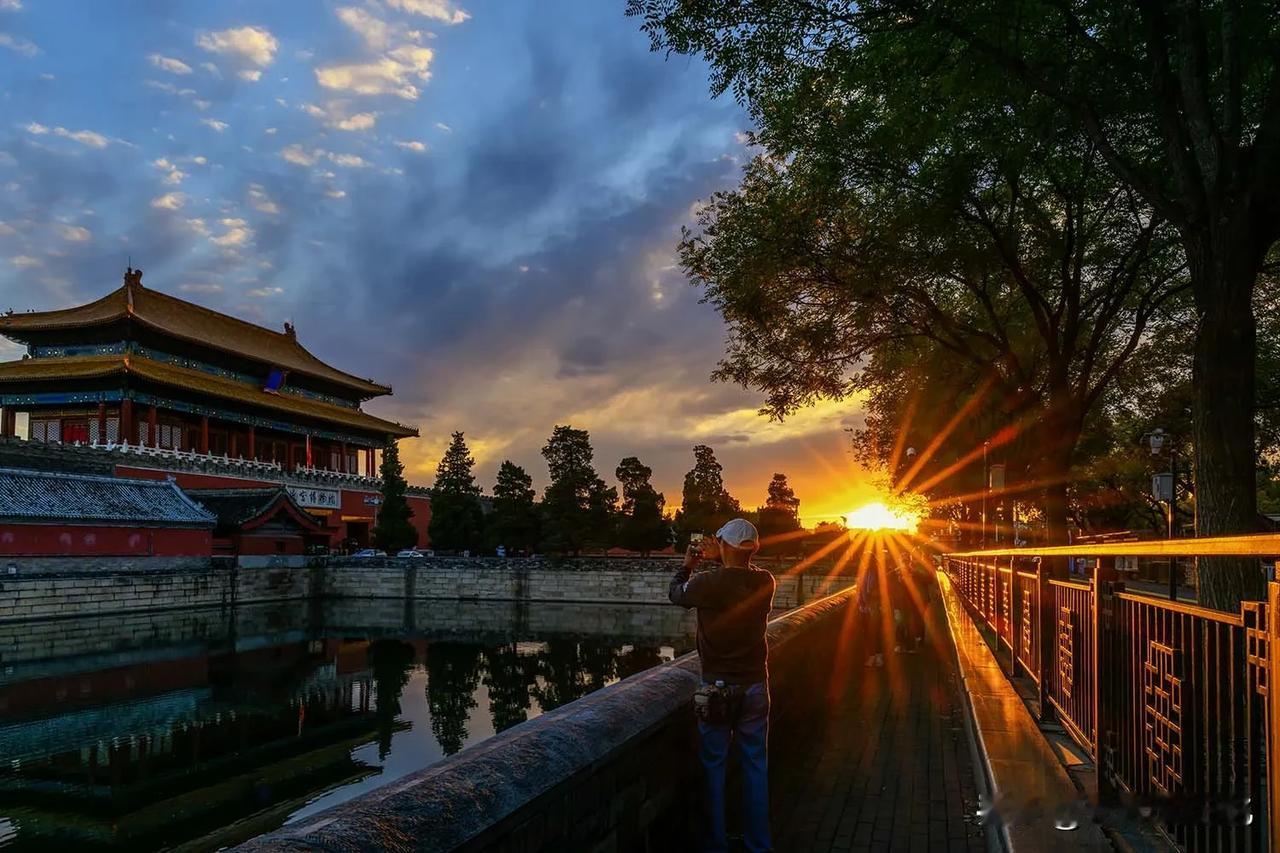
[[287, 486, 341, 510]]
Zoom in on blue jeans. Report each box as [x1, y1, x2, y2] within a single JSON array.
[[697, 681, 771, 852]]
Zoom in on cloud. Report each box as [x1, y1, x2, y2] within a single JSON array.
[[180, 283, 223, 294], [327, 152, 369, 168], [151, 192, 186, 210], [335, 112, 376, 131], [325, 188, 347, 199], [153, 157, 186, 185], [386, 0, 471, 25], [149, 54, 192, 74], [0, 222, 15, 236], [10, 255, 40, 268], [211, 218, 252, 247], [394, 140, 427, 152], [200, 118, 229, 132], [248, 183, 281, 214], [238, 69, 262, 82], [435, 122, 452, 132], [0, 32, 38, 56], [316, 44, 434, 99], [336, 6, 395, 50], [55, 224, 91, 242], [25, 122, 111, 148], [0, 0, 22, 10], [196, 25, 278, 67], [247, 285, 284, 297], [281, 144, 319, 166]]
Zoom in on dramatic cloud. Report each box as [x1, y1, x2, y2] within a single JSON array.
[[151, 192, 186, 210], [211, 218, 253, 247], [153, 158, 186, 185], [199, 118, 229, 132], [247, 183, 280, 214], [394, 140, 427, 152], [55, 224, 91, 242], [10, 255, 40, 268], [149, 54, 192, 75], [315, 45, 435, 99], [196, 25, 278, 67], [24, 122, 110, 148], [0, 0, 23, 11], [387, 0, 471, 25]]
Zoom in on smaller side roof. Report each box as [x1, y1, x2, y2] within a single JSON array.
[[186, 487, 329, 535], [0, 467, 215, 527]]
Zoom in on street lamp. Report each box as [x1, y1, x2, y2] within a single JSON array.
[[1147, 428, 1178, 600], [981, 440, 990, 549]]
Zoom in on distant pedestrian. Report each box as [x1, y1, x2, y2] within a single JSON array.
[[670, 518, 776, 853], [856, 563, 886, 667]]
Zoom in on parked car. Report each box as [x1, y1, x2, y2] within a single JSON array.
[[352, 548, 387, 558], [396, 549, 427, 558]]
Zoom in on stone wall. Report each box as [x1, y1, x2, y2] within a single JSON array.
[[237, 585, 856, 853], [0, 555, 854, 623], [325, 557, 854, 609]]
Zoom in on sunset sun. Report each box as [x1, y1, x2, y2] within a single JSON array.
[[844, 501, 921, 532]]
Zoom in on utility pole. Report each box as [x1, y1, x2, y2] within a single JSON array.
[[981, 440, 989, 549]]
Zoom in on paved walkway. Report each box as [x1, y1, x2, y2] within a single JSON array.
[[769, 587, 987, 853]]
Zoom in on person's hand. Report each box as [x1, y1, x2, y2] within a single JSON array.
[[683, 543, 701, 569], [700, 536, 722, 562]]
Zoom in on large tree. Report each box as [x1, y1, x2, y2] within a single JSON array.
[[677, 444, 741, 548], [616, 456, 672, 555], [487, 461, 540, 553], [628, 0, 1280, 609], [372, 440, 417, 552], [428, 432, 484, 553], [541, 425, 617, 554]]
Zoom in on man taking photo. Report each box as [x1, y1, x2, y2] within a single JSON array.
[[669, 518, 776, 853]]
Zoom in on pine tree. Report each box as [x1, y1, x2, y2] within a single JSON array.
[[677, 444, 740, 548], [758, 472, 802, 556], [373, 440, 417, 552], [428, 431, 484, 552], [487, 460, 540, 553], [616, 456, 671, 555], [541, 425, 614, 554]]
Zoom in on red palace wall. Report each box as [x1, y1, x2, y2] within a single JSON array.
[[115, 465, 432, 550], [0, 524, 211, 557]]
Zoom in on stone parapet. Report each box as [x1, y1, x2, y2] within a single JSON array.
[[235, 585, 856, 853]]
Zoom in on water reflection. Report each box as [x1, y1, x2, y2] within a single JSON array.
[[0, 600, 695, 851]]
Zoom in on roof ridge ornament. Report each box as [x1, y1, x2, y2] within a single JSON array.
[[283, 321, 296, 339]]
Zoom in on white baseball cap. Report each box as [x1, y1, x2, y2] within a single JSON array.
[[716, 518, 760, 550]]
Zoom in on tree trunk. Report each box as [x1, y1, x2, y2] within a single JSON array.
[[1187, 229, 1265, 610]]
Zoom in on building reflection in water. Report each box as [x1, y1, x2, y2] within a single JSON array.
[[0, 600, 695, 851]]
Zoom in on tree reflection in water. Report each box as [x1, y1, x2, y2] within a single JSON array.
[[426, 643, 484, 755], [368, 639, 416, 760], [616, 645, 663, 679], [482, 643, 537, 733], [530, 640, 619, 712]]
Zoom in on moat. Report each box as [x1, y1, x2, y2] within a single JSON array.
[[0, 599, 697, 851]]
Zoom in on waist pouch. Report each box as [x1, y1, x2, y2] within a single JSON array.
[[694, 682, 745, 726]]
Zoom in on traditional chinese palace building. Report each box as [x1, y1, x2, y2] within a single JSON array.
[[0, 269, 429, 550]]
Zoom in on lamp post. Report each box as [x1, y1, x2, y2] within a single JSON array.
[[1148, 428, 1178, 600]]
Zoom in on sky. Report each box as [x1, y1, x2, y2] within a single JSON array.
[[0, 0, 879, 525]]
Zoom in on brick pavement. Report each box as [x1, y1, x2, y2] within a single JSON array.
[[768, 588, 988, 853]]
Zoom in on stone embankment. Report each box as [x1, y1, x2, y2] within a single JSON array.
[[0, 556, 855, 622]]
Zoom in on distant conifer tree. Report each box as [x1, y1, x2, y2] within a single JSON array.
[[373, 440, 417, 552], [428, 431, 485, 552]]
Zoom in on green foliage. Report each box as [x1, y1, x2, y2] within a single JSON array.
[[757, 472, 801, 555], [540, 425, 617, 554], [487, 460, 540, 553], [372, 440, 417, 552], [677, 444, 741, 548], [427, 432, 484, 552], [425, 643, 482, 756], [616, 456, 672, 554]]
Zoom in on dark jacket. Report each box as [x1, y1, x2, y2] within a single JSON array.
[[670, 561, 776, 685]]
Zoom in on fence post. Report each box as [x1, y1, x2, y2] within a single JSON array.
[[1093, 557, 1118, 798], [1268, 581, 1280, 847], [1036, 556, 1054, 721]]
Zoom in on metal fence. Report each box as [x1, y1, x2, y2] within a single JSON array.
[[944, 534, 1280, 852]]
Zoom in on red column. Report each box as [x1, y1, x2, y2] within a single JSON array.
[[199, 416, 209, 454], [247, 426, 256, 460], [366, 447, 374, 477], [0, 408, 14, 438], [230, 432, 238, 458], [147, 405, 158, 448], [339, 442, 348, 473], [305, 435, 313, 468], [121, 399, 134, 444], [288, 442, 296, 471], [97, 403, 107, 444]]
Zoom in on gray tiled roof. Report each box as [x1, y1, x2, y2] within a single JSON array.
[[0, 467, 216, 526]]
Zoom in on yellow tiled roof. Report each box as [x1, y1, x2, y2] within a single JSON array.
[[0, 280, 392, 397], [0, 354, 417, 438]]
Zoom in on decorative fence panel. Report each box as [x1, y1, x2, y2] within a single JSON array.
[[944, 535, 1280, 851]]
